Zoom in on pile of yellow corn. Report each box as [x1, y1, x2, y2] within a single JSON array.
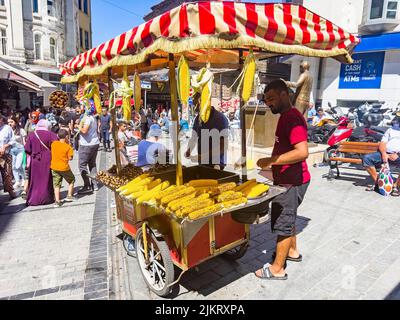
[[235, 179, 270, 198]]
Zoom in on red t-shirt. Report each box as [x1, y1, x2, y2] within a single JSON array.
[[272, 108, 311, 186]]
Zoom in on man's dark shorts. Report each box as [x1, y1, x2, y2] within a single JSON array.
[[271, 183, 310, 237], [363, 152, 400, 168], [52, 170, 76, 188]]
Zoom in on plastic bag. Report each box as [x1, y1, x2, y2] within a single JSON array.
[[377, 164, 394, 196]]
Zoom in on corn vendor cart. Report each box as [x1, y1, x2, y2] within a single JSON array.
[[60, 1, 359, 297]]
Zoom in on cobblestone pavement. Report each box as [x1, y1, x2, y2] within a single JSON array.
[[121, 165, 400, 300], [0, 148, 114, 300]]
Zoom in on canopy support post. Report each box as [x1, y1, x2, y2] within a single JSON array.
[[239, 49, 248, 182], [107, 68, 122, 176], [169, 53, 183, 186]]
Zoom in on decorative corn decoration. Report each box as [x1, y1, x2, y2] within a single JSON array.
[[188, 180, 218, 188], [237, 49, 257, 104], [177, 56, 190, 106], [191, 67, 214, 123], [92, 80, 102, 114], [133, 72, 141, 112], [121, 69, 133, 122]]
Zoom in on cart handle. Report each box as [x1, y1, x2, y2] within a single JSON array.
[[167, 269, 188, 289]]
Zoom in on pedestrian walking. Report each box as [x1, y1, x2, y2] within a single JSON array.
[[24, 119, 58, 206], [98, 107, 112, 152], [139, 107, 149, 139], [51, 129, 77, 207], [24, 111, 40, 135], [0, 115, 17, 200], [8, 116, 27, 190], [255, 80, 310, 280], [77, 106, 100, 194]]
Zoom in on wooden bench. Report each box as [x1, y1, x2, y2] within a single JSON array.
[[326, 141, 380, 180]]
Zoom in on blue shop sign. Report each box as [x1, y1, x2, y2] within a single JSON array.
[[339, 52, 385, 89]]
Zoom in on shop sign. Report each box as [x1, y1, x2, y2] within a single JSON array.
[[212, 97, 241, 112], [141, 81, 152, 90], [339, 52, 385, 89]]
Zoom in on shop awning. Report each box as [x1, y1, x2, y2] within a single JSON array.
[[0, 67, 9, 79], [354, 32, 400, 53], [60, 1, 360, 83]]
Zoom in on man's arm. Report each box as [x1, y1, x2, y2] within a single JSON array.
[[379, 141, 389, 163], [258, 141, 309, 169]]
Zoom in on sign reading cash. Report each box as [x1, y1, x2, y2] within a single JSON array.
[[339, 52, 385, 89]]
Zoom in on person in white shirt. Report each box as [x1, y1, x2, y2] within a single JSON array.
[[363, 116, 400, 196], [312, 108, 328, 126], [0, 115, 17, 199]]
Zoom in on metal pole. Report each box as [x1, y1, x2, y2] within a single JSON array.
[[168, 53, 183, 186], [107, 68, 122, 176], [239, 49, 248, 182]]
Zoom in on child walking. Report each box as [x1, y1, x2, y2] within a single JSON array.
[[51, 129, 77, 207]]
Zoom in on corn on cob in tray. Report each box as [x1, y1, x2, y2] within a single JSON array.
[[116, 177, 271, 221]]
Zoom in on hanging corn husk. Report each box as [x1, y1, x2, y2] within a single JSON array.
[[237, 49, 257, 104], [92, 80, 102, 114], [120, 67, 134, 122], [191, 66, 214, 123], [133, 72, 142, 113]]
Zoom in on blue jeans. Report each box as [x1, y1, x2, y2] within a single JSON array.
[[363, 152, 400, 168], [10, 146, 25, 183], [101, 129, 110, 149]]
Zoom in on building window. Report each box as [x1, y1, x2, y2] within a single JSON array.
[[50, 37, 57, 61], [370, 0, 384, 19], [34, 34, 41, 60], [387, 1, 398, 18], [0, 28, 7, 56], [84, 0, 88, 14], [78, 0, 82, 10], [85, 31, 90, 50], [47, 0, 55, 16], [79, 28, 83, 48], [0, 0, 5, 6], [32, 0, 39, 13]]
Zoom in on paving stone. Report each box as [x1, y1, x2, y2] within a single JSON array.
[[84, 289, 109, 300]]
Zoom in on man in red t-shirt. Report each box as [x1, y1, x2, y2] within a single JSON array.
[[255, 80, 311, 281]]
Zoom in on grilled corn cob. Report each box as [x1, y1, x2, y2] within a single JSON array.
[[147, 179, 162, 191], [177, 56, 190, 106], [221, 197, 248, 209], [117, 174, 150, 192], [217, 191, 243, 203], [136, 182, 165, 204], [154, 185, 179, 201], [120, 177, 154, 196], [126, 190, 147, 200], [247, 184, 270, 198], [217, 182, 237, 194], [160, 187, 196, 206], [188, 180, 218, 188], [168, 193, 197, 211], [188, 203, 224, 220], [235, 179, 257, 193], [176, 199, 215, 218]]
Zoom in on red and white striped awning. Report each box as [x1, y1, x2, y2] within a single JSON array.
[[60, 1, 360, 83]]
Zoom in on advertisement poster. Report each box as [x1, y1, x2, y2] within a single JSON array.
[[339, 52, 385, 89]]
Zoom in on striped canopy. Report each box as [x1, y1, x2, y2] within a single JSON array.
[[60, 1, 360, 83]]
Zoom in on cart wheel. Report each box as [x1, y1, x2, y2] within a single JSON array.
[[123, 233, 137, 258], [223, 242, 249, 261], [135, 228, 175, 297]]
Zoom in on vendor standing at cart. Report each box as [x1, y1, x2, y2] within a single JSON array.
[[255, 80, 310, 281], [185, 105, 229, 170]]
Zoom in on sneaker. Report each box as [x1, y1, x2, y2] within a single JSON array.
[[77, 186, 93, 195], [54, 201, 63, 208], [64, 196, 79, 203], [21, 191, 27, 200], [92, 185, 99, 192]]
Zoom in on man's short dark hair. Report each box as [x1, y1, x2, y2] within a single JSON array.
[[264, 80, 289, 95], [58, 129, 68, 139]]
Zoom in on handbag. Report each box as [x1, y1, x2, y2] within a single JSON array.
[[377, 163, 394, 197]]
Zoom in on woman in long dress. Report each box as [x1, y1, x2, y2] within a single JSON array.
[[24, 120, 58, 206]]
